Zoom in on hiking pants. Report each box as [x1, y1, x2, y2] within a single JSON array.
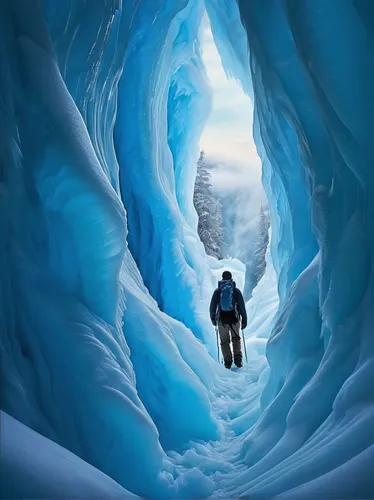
[[218, 321, 242, 365]]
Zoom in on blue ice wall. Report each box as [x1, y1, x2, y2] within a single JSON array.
[[207, 0, 374, 496], [0, 1, 219, 497], [114, 0, 216, 349], [205, 0, 252, 96], [167, 7, 212, 227]]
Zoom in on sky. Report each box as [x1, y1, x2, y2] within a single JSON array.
[[199, 19, 263, 195]]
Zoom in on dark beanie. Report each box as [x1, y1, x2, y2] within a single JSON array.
[[222, 271, 232, 280]]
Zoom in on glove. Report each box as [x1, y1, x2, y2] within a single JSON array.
[[241, 320, 247, 330], [212, 319, 217, 327]]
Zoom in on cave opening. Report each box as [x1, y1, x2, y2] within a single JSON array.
[[194, 16, 270, 302]]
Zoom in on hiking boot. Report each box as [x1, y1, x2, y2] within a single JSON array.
[[224, 362, 232, 369], [235, 362, 243, 368]]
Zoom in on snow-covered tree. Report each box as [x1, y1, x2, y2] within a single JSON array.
[[193, 152, 224, 259], [245, 204, 270, 298]]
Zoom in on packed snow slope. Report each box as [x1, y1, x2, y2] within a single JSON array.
[[1, 0, 374, 499]]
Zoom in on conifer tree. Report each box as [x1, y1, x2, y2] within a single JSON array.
[[193, 152, 223, 259]]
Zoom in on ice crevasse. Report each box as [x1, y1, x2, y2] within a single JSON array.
[[0, 1, 373, 499]]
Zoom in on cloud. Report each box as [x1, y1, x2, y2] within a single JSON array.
[[201, 127, 260, 166], [209, 159, 262, 192]]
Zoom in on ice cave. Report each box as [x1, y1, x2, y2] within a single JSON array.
[[1, 0, 373, 499]]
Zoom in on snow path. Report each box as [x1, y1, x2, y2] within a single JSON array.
[[168, 360, 268, 496], [165, 253, 276, 496]]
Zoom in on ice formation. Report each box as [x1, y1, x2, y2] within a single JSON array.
[[1, 0, 373, 499]]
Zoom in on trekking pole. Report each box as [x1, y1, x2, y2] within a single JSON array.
[[242, 323, 248, 364], [215, 325, 220, 363]]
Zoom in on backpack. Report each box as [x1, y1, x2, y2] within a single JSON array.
[[219, 280, 235, 311]]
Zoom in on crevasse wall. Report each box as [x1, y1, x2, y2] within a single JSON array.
[[114, 0, 216, 349], [0, 1, 220, 497], [207, 0, 374, 497]]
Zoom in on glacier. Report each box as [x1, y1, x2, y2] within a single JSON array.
[[1, 0, 374, 499]]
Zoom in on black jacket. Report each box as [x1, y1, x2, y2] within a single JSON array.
[[209, 281, 247, 327]]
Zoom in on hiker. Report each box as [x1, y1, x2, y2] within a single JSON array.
[[210, 271, 247, 369]]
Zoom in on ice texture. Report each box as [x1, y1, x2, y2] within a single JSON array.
[[1, 0, 373, 499], [206, 0, 374, 497], [0, 1, 218, 497], [114, 0, 216, 349]]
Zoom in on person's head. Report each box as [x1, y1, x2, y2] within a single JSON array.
[[222, 270, 232, 281]]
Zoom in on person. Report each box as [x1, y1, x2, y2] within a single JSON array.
[[209, 271, 247, 369]]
